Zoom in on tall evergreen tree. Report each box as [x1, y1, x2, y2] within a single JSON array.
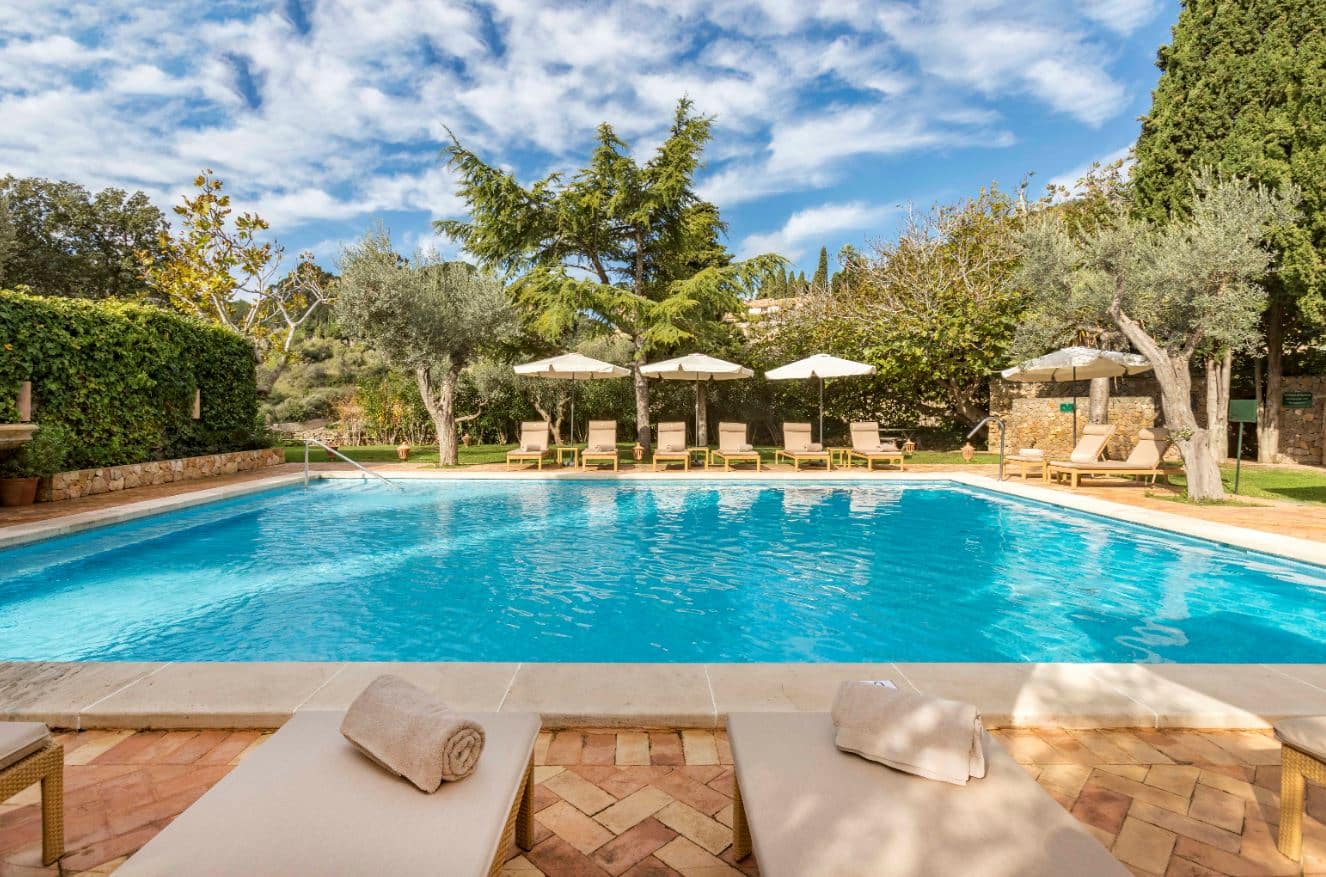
[[1131, 0, 1326, 462], [812, 246, 829, 291]]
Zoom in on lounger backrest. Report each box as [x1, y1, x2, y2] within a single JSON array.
[[519, 421, 550, 452], [718, 422, 749, 452], [586, 420, 616, 452], [657, 422, 686, 453], [1125, 428, 1170, 467], [1069, 423, 1115, 462], [783, 422, 814, 451], [850, 421, 880, 452]]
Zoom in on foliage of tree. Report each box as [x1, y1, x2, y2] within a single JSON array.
[[811, 246, 829, 291], [141, 171, 329, 383], [438, 99, 778, 450], [1131, 0, 1326, 461], [334, 230, 519, 464], [0, 175, 167, 299], [1017, 172, 1299, 500]]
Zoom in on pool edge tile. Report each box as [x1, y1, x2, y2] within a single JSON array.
[[501, 663, 716, 728]]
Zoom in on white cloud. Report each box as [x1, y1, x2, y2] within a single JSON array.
[[1078, 0, 1160, 35], [740, 201, 895, 260]]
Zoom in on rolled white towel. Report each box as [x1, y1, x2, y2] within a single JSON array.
[[831, 680, 985, 786], [341, 675, 485, 792]]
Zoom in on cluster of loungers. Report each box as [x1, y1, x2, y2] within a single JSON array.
[[10, 683, 1326, 875], [505, 419, 909, 472], [1007, 424, 1178, 489]]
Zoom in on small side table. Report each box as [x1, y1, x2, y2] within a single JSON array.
[[828, 447, 853, 469], [555, 446, 580, 467], [687, 447, 711, 469]]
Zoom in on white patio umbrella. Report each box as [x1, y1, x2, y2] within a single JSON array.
[[765, 353, 876, 445], [1000, 346, 1152, 444], [513, 353, 630, 443], [639, 353, 754, 446]]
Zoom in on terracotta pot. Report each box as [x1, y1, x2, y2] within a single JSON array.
[[396, 443, 411, 461], [632, 443, 645, 462], [0, 476, 40, 507], [960, 442, 975, 462]]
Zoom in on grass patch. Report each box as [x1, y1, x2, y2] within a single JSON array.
[[1165, 461, 1326, 504]]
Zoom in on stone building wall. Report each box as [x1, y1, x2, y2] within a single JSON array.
[[990, 373, 1326, 464], [38, 447, 286, 502]]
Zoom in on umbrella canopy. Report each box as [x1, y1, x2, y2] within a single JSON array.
[[1001, 346, 1151, 382], [640, 353, 754, 446], [765, 354, 876, 444], [765, 353, 876, 381], [1000, 346, 1152, 444], [513, 353, 629, 443]]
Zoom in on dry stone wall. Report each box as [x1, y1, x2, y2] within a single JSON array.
[[39, 447, 285, 502]]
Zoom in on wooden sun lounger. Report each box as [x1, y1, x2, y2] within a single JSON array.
[[847, 421, 904, 471], [652, 422, 691, 471], [1010, 424, 1114, 481], [0, 723, 62, 866], [774, 422, 831, 470], [116, 711, 541, 877], [506, 421, 552, 470], [727, 712, 1127, 877], [581, 420, 620, 471], [1048, 427, 1173, 489], [710, 422, 761, 470]]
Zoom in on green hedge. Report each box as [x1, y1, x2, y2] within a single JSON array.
[[0, 289, 263, 470]]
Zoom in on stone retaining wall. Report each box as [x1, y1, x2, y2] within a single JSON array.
[[1000, 397, 1157, 460], [38, 447, 285, 502]]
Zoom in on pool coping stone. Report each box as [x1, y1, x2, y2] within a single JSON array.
[[3, 469, 1326, 731]]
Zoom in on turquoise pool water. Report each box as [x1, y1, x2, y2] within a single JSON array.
[[1, 479, 1325, 662]]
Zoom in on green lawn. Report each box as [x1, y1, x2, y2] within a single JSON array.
[[284, 443, 1000, 468], [1167, 462, 1326, 504]]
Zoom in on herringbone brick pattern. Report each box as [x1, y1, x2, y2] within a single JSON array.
[[2, 727, 1323, 876]]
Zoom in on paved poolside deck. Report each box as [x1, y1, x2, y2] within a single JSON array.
[[1, 725, 1321, 876]]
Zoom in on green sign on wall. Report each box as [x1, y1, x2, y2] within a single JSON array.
[[1058, 402, 1076, 413], [1284, 391, 1314, 409], [1228, 399, 1258, 423]]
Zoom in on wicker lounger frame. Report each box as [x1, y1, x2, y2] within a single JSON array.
[[489, 758, 536, 876], [1280, 744, 1326, 861], [711, 450, 761, 471], [774, 449, 832, 471], [847, 450, 905, 471], [0, 742, 63, 866]]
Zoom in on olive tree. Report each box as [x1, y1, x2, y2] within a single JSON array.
[[335, 231, 517, 465], [1017, 172, 1298, 500]]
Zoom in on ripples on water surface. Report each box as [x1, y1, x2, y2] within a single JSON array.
[[2, 480, 1325, 662]]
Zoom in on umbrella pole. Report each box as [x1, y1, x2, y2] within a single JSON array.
[[694, 381, 700, 447], [570, 383, 576, 446], [819, 376, 825, 445], [1072, 366, 1078, 446]]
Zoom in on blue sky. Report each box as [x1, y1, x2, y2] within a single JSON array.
[[0, 0, 1175, 277]]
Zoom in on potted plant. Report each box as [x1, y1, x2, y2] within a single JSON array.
[[396, 441, 411, 461], [0, 422, 69, 507]]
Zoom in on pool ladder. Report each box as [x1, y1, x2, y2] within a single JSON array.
[[967, 416, 1007, 481], [303, 439, 404, 491]]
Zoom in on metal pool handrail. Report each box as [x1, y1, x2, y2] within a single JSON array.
[[967, 416, 1006, 480], [303, 439, 404, 490]]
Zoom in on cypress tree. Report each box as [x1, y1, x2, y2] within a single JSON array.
[[812, 246, 829, 291], [1132, 0, 1325, 461]]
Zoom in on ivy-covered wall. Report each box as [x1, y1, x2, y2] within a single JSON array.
[[0, 289, 263, 469]]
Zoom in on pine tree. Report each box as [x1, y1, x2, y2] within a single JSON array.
[[1131, 0, 1326, 461], [812, 246, 829, 291]]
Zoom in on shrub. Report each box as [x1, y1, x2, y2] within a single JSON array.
[[0, 289, 263, 469], [0, 422, 68, 477]]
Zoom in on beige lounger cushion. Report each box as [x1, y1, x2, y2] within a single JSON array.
[[0, 722, 49, 771], [729, 712, 1127, 877], [1276, 717, 1326, 761], [116, 710, 540, 877]]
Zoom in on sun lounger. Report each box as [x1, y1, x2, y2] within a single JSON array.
[[710, 422, 761, 471], [1048, 427, 1174, 488], [1275, 716, 1326, 860], [581, 420, 619, 471], [506, 421, 552, 470], [847, 421, 904, 471], [0, 723, 62, 865], [116, 710, 540, 877], [652, 421, 690, 471], [727, 712, 1127, 877], [1009, 423, 1115, 481], [775, 422, 831, 470]]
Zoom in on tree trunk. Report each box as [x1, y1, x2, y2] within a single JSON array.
[[1107, 301, 1225, 500], [633, 345, 652, 452], [1204, 350, 1232, 463], [695, 382, 708, 447], [1258, 298, 1283, 463], [416, 363, 460, 466], [1088, 377, 1110, 424]]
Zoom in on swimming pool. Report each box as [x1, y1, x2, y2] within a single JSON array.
[[2, 479, 1325, 663]]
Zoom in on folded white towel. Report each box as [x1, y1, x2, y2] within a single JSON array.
[[588, 443, 616, 453], [341, 675, 485, 792], [1016, 448, 1045, 460], [831, 681, 986, 786]]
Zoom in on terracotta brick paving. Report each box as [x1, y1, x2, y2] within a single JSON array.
[[3, 726, 1325, 875]]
